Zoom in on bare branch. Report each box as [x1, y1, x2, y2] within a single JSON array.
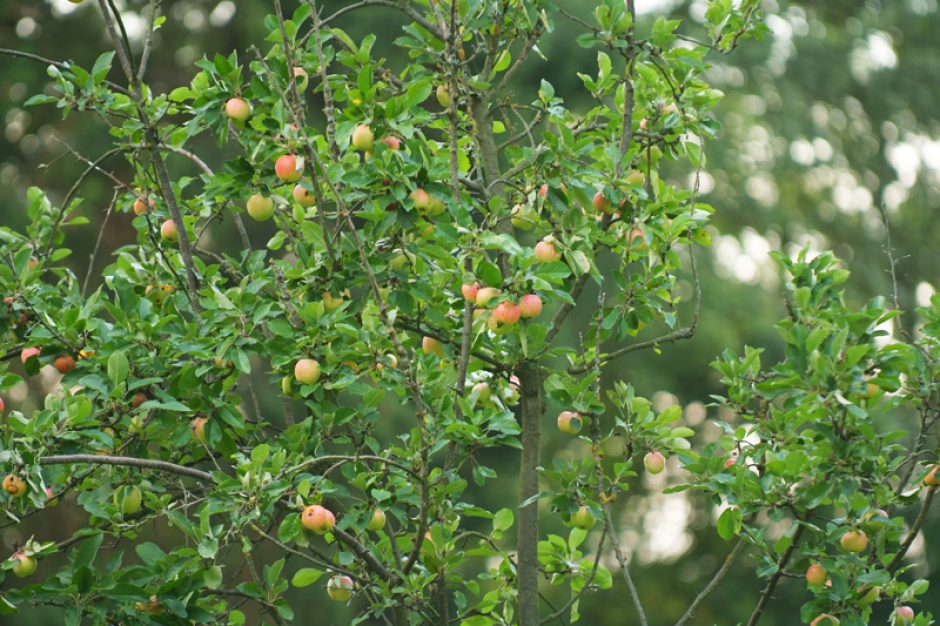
[[40, 454, 212, 482]]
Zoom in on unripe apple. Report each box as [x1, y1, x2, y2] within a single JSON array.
[[511, 203, 537, 229], [625, 169, 646, 187], [534, 240, 561, 262], [473, 382, 491, 403], [114, 485, 142, 515], [411, 188, 433, 213], [294, 359, 321, 385], [301, 504, 335, 534], [924, 465, 940, 487], [160, 219, 178, 243], [10, 552, 36, 578], [281, 375, 293, 396], [351, 124, 374, 151], [557, 411, 582, 435], [54, 354, 75, 374], [383, 354, 398, 369], [592, 191, 611, 213], [487, 314, 512, 335], [366, 508, 386, 532], [3, 475, 27, 497], [518, 294, 543, 318], [292, 67, 308, 93], [326, 575, 354, 601], [461, 282, 479, 302], [388, 249, 415, 271], [275, 154, 303, 182], [224, 97, 251, 123], [191, 417, 208, 443], [436, 84, 451, 108], [322, 292, 343, 312], [857, 585, 880, 605], [810, 615, 840, 626], [422, 336, 445, 357], [805, 563, 826, 585], [381, 136, 401, 150], [644, 451, 666, 474], [475, 287, 500, 307], [840, 529, 868, 553], [895, 606, 915, 624], [20, 346, 41, 364], [570, 505, 595, 530], [493, 301, 521, 326], [246, 194, 275, 221]]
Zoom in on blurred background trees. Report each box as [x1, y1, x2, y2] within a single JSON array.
[[1, 1, 938, 623]]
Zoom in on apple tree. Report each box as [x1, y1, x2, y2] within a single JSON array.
[[0, 1, 938, 625]]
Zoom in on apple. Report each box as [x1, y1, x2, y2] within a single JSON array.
[[0, 397, 4, 413], [160, 219, 178, 243], [592, 191, 611, 213], [557, 411, 582, 435], [224, 97, 251, 123], [805, 563, 826, 585], [327, 575, 354, 601], [351, 124, 374, 151], [534, 240, 561, 262], [810, 615, 840, 626], [570, 505, 595, 530], [292, 67, 308, 93], [131, 392, 147, 408], [322, 292, 343, 312], [511, 203, 537, 229], [411, 188, 433, 213], [895, 606, 915, 624], [381, 136, 401, 150], [422, 336, 445, 357], [436, 84, 451, 108], [114, 485, 143, 515], [3, 475, 27, 497], [840, 529, 868, 553], [275, 154, 303, 182], [191, 417, 208, 443], [281, 375, 293, 396], [294, 359, 322, 385], [246, 194, 275, 221], [388, 249, 415, 271], [301, 504, 335, 534], [461, 282, 479, 302], [493, 301, 521, 326], [366, 508, 386, 532], [292, 184, 316, 208], [20, 347, 41, 364], [644, 451, 666, 474], [475, 287, 500, 307], [626, 169, 646, 187], [538, 184, 549, 198], [857, 585, 880, 605], [924, 465, 940, 487], [473, 382, 491, 403], [133, 196, 154, 215], [45, 486, 58, 507], [54, 354, 75, 374], [724, 456, 736, 469], [518, 294, 543, 318], [10, 552, 36, 578]]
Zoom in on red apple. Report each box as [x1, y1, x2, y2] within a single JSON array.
[[810, 615, 840, 626], [557, 411, 582, 434], [0, 397, 4, 413], [133, 196, 154, 215], [20, 347, 41, 364], [534, 240, 561, 262], [422, 336, 445, 357], [840, 529, 868, 553], [723, 456, 736, 469], [592, 191, 611, 213], [351, 124, 374, 151], [461, 282, 479, 302], [3, 475, 27, 497], [191, 417, 208, 443], [275, 154, 303, 182], [301, 504, 335, 534], [381, 136, 401, 150], [411, 188, 432, 212], [294, 359, 321, 385], [805, 563, 826, 586], [224, 97, 251, 123], [493, 301, 521, 326], [570, 505, 595, 530], [10, 552, 36, 578], [518, 294, 543, 318], [895, 606, 915, 624], [131, 392, 147, 409], [54, 354, 75, 374], [327, 575, 354, 601], [644, 451, 666, 474], [291, 184, 315, 208], [924, 465, 940, 487], [160, 220, 178, 242], [475, 287, 500, 307], [538, 183, 549, 198]]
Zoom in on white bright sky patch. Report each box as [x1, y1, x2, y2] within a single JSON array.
[[210, 1, 237, 27], [639, 491, 694, 563], [850, 31, 898, 83], [916, 282, 936, 307], [714, 228, 777, 286]]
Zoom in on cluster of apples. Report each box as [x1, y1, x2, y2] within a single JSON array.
[[459, 282, 543, 334]]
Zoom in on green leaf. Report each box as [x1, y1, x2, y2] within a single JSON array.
[[717, 507, 742, 540], [107, 350, 129, 388], [493, 508, 513, 532], [291, 568, 324, 588]]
